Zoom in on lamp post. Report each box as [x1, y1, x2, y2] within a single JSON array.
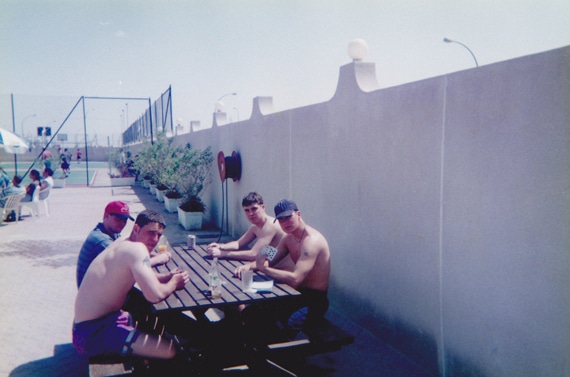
[[21, 113, 36, 139], [443, 37, 479, 67], [125, 103, 129, 128], [215, 92, 237, 112]]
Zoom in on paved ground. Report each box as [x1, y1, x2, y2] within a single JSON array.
[[0, 170, 431, 377]]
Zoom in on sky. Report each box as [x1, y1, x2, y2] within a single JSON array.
[[1, 0, 569, 147]]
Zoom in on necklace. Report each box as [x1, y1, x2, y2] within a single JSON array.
[[294, 227, 306, 243]]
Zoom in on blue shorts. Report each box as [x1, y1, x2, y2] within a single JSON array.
[[72, 310, 139, 357]]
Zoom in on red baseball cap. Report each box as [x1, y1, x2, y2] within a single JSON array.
[[104, 201, 134, 221]]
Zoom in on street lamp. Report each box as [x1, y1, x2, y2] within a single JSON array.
[[443, 37, 479, 67], [21, 114, 36, 138], [125, 103, 129, 127], [215, 92, 237, 112]]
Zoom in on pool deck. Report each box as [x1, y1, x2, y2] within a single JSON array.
[[0, 170, 431, 377]]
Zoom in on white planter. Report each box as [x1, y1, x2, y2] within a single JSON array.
[[149, 183, 157, 194], [110, 177, 136, 186], [177, 208, 203, 230], [164, 196, 183, 213], [53, 178, 66, 188], [143, 179, 150, 188], [155, 188, 166, 202]]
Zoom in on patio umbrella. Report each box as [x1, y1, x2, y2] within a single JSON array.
[[0, 128, 29, 154]]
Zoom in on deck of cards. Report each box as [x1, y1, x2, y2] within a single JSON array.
[[260, 245, 278, 261]]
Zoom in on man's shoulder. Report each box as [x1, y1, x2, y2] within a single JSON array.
[[260, 217, 282, 233], [84, 224, 114, 244], [113, 239, 147, 257]]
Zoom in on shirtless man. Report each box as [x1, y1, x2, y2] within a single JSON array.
[[73, 210, 190, 359], [207, 192, 284, 261], [235, 199, 331, 332]]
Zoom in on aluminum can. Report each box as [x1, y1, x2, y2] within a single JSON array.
[[187, 234, 196, 249]]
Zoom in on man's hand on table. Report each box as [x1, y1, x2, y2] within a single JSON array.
[[234, 262, 254, 279], [170, 267, 190, 289], [150, 250, 172, 266], [206, 243, 224, 258]]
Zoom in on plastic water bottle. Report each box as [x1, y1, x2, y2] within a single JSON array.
[[209, 257, 222, 298]]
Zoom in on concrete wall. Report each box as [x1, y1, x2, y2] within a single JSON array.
[[157, 46, 569, 376]]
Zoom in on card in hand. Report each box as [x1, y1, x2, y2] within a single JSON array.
[[260, 245, 278, 261]]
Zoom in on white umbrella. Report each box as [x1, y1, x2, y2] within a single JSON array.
[[0, 128, 29, 154]]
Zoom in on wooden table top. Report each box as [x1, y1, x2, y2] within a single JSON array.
[[153, 243, 300, 312]]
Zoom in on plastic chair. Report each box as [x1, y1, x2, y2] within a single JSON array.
[[37, 187, 51, 216], [1, 193, 26, 224], [20, 187, 50, 217]]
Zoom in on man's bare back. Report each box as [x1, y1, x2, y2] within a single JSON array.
[[75, 238, 148, 323], [73, 211, 189, 359]]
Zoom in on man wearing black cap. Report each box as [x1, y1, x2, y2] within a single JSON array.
[[236, 199, 331, 336]]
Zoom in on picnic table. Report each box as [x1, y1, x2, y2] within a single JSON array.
[[90, 241, 354, 376], [152, 243, 301, 313]]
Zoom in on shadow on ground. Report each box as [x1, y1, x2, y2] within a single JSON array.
[[9, 344, 88, 377]]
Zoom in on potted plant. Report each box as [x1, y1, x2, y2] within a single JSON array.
[[133, 132, 173, 195], [178, 196, 206, 230], [142, 174, 152, 188], [155, 183, 168, 202], [108, 149, 136, 186], [164, 190, 183, 213], [177, 146, 214, 230]]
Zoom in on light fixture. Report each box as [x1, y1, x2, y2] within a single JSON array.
[[215, 92, 237, 112], [443, 37, 479, 67], [347, 38, 368, 62]]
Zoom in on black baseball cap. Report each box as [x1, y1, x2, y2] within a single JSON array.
[[274, 199, 298, 222]]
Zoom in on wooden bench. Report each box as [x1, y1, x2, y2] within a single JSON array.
[[88, 355, 148, 377], [266, 318, 354, 356], [218, 318, 353, 376]]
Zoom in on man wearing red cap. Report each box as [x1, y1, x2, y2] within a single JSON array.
[[76, 201, 170, 287]]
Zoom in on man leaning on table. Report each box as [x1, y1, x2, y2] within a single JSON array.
[[73, 209, 190, 360], [235, 199, 331, 336], [207, 191, 285, 261]]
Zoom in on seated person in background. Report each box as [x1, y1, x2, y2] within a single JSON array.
[[207, 192, 285, 261], [39, 167, 54, 199], [235, 199, 331, 338], [20, 169, 41, 203], [73, 210, 190, 360], [0, 175, 25, 207], [0, 167, 10, 188]]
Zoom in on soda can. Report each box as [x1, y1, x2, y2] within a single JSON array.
[[187, 234, 196, 249]]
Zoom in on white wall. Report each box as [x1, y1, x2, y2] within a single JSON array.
[[169, 46, 570, 376]]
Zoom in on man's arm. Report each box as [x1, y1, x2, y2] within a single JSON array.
[[207, 226, 259, 260], [257, 240, 318, 289], [149, 250, 171, 266], [129, 245, 188, 303]]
